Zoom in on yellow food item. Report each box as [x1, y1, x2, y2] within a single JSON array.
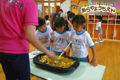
[[38, 55, 75, 68]]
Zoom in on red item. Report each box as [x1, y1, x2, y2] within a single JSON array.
[[86, 56, 90, 62]]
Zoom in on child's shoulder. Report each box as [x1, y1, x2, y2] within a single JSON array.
[[82, 30, 89, 35], [46, 26, 52, 30], [52, 31, 59, 35], [65, 31, 71, 34], [46, 26, 51, 29], [73, 30, 90, 36], [84, 31, 91, 37]]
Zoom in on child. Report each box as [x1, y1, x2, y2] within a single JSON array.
[[66, 15, 97, 66], [45, 15, 50, 27], [68, 12, 75, 23], [51, 17, 71, 55], [45, 15, 53, 33], [60, 13, 74, 33], [67, 11, 71, 16], [67, 12, 75, 30], [36, 18, 53, 50], [95, 16, 104, 43]]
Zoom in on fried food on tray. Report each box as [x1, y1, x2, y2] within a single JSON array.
[[38, 55, 75, 68]]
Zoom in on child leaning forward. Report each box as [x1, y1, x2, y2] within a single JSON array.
[[51, 17, 71, 55], [64, 15, 97, 66]]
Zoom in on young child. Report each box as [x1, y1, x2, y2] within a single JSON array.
[[60, 13, 74, 33], [95, 16, 104, 43], [45, 15, 53, 33], [36, 18, 53, 50], [51, 17, 71, 55], [67, 12, 75, 31], [68, 12, 75, 23], [66, 15, 97, 66], [67, 11, 71, 16], [45, 15, 50, 27]]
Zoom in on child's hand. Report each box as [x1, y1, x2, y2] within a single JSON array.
[[62, 48, 67, 53], [90, 60, 97, 66], [62, 48, 69, 56]]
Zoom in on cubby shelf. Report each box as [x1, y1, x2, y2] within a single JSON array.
[[87, 13, 120, 41]]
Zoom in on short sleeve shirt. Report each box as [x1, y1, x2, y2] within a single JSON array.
[[35, 27, 53, 47], [96, 22, 101, 30], [51, 31, 71, 52], [0, 0, 38, 54], [70, 30, 94, 58]]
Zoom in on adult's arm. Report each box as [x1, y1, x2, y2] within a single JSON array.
[[25, 25, 57, 59]]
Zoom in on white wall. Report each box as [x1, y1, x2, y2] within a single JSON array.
[[60, 0, 71, 14]]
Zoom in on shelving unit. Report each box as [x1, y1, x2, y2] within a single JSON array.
[[87, 13, 120, 41]]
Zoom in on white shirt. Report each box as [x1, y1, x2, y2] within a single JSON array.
[[35, 27, 53, 47], [46, 20, 52, 32], [68, 29, 74, 36], [46, 20, 50, 27], [96, 21, 101, 30], [51, 31, 71, 52], [68, 24, 74, 35], [46, 25, 53, 34], [60, 13, 67, 18], [70, 30, 94, 58]]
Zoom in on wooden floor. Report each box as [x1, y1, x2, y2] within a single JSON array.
[[0, 40, 120, 80], [89, 40, 120, 80]]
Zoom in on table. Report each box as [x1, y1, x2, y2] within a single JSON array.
[[29, 52, 106, 80]]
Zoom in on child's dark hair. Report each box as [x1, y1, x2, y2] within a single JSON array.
[[36, 18, 45, 29], [67, 11, 71, 15], [68, 12, 75, 19], [54, 17, 69, 31], [58, 9, 63, 12], [45, 15, 49, 20], [96, 16, 102, 21], [72, 15, 86, 25]]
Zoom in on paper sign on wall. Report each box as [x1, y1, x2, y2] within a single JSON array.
[[81, 2, 116, 14], [81, 5, 116, 14]]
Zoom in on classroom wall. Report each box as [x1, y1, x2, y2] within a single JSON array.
[[71, 1, 88, 15], [60, 0, 89, 15], [71, 0, 88, 30]]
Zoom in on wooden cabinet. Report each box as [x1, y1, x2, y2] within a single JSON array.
[[87, 14, 120, 41]]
